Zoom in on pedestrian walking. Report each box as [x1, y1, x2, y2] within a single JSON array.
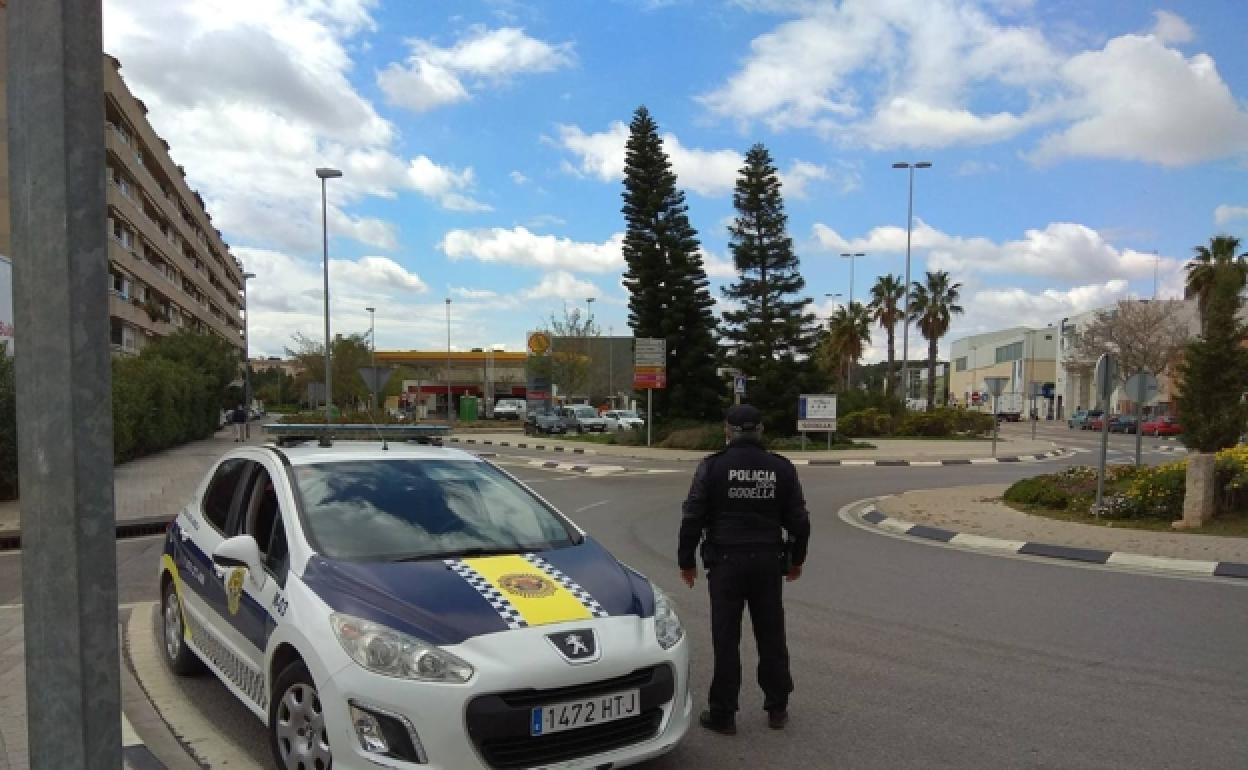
[[678, 404, 811, 735], [232, 403, 247, 442]]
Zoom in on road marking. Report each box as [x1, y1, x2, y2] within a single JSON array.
[[575, 500, 611, 513], [1106, 552, 1217, 574], [949, 533, 1027, 551]]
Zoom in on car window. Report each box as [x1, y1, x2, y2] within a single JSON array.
[[292, 459, 578, 561], [239, 462, 291, 582], [202, 458, 248, 533], [573, 406, 596, 417]]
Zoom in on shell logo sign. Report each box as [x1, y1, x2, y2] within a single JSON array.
[[527, 331, 552, 356]]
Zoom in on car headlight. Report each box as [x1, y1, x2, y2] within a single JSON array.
[[330, 613, 474, 683], [652, 586, 684, 650]]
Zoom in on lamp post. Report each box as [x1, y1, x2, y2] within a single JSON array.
[[316, 167, 342, 443], [242, 271, 255, 439], [892, 161, 932, 405], [608, 324, 614, 409], [445, 298, 453, 422], [586, 297, 595, 402], [840, 252, 864, 305], [366, 306, 376, 414]]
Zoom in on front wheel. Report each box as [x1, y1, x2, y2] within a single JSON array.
[[161, 579, 204, 676], [270, 660, 332, 770]]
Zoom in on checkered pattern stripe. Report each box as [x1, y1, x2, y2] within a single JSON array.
[[523, 553, 610, 618], [444, 559, 529, 630]]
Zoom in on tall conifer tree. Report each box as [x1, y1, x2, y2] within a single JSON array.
[[721, 143, 819, 431], [621, 106, 722, 420]]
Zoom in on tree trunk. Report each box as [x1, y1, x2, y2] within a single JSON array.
[[926, 337, 938, 412], [1175, 452, 1216, 529], [884, 323, 895, 397]]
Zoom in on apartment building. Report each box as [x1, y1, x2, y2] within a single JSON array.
[[0, 12, 246, 357]]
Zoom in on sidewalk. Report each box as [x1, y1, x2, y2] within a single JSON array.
[[875, 483, 1248, 564], [0, 426, 265, 537], [448, 431, 1060, 463]]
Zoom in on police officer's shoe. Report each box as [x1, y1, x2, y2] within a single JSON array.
[[767, 709, 789, 729], [699, 710, 737, 736]]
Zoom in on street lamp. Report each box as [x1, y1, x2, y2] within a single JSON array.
[[840, 252, 865, 305], [586, 297, 595, 402], [445, 298, 453, 422], [892, 161, 932, 405], [316, 167, 342, 443], [366, 306, 376, 414], [242, 271, 255, 439]]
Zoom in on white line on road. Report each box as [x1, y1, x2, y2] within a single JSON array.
[[575, 500, 611, 513]]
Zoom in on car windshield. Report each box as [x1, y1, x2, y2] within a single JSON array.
[[292, 459, 577, 562], [615, 411, 639, 418], [572, 406, 597, 417]]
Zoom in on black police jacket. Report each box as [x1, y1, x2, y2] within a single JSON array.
[[678, 436, 811, 570]]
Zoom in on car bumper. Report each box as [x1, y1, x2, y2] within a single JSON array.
[[319, 617, 691, 770]]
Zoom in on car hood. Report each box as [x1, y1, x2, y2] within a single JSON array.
[[300, 539, 655, 646]]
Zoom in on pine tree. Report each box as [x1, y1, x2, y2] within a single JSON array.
[[721, 143, 819, 432], [620, 106, 723, 420]]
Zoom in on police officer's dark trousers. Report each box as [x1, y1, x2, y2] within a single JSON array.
[[707, 549, 792, 716]]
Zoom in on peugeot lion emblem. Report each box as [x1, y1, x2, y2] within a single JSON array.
[[547, 629, 599, 664]]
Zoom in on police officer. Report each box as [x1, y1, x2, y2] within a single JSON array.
[[679, 404, 810, 734]]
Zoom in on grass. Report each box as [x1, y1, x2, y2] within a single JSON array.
[[1003, 501, 1248, 537]]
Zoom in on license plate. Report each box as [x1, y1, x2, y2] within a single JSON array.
[[530, 689, 640, 736]]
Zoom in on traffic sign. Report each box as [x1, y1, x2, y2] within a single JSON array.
[[1124, 371, 1159, 404], [733, 375, 747, 395], [798, 394, 837, 432], [983, 377, 1009, 398], [1095, 353, 1117, 404], [634, 337, 665, 366]]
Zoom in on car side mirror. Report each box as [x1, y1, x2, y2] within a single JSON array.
[[213, 535, 266, 588]]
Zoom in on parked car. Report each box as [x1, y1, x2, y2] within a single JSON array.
[[157, 439, 690, 770], [493, 398, 526, 420], [1109, 415, 1138, 434], [1069, 409, 1103, 429], [560, 404, 608, 434], [1087, 414, 1113, 431], [602, 409, 645, 432], [524, 407, 566, 436], [1141, 415, 1183, 437]]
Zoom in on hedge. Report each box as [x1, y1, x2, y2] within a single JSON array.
[[839, 407, 993, 438]]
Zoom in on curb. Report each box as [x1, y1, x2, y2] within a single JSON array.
[[853, 503, 1248, 580], [448, 437, 595, 454], [789, 448, 1074, 467], [0, 514, 171, 552], [1154, 445, 1189, 454]]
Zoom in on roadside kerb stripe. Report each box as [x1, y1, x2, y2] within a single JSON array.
[[448, 437, 590, 454], [529, 460, 629, 475], [855, 504, 1248, 580], [789, 449, 1072, 467]]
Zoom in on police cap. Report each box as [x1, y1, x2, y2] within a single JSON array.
[[725, 404, 763, 431]]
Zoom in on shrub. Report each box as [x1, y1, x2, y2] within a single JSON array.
[[1121, 462, 1186, 519], [657, 424, 725, 451], [1004, 477, 1071, 509], [839, 408, 894, 437]]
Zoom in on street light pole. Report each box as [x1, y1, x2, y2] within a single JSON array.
[[366, 306, 376, 414], [242, 271, 255, 438], [316, 167, 343, 443], [892, 161, 931, 405], [586, 297, 595, 402], [445, 298, 453, 422], [840, 252, 864, 305]]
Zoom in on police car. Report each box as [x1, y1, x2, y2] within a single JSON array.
[[158, 434, 691, 769]]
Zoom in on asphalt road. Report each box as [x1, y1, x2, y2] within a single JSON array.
[[2, 440, 1244, 769]]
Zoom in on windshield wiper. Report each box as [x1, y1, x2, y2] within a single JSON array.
[[392, 545, 540, 563]]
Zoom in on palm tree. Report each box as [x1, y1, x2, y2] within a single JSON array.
[[909, 270, 963, 411], [868, 274, 906, 397], [1185, 235, 1247, 331], [826, 302, 873, 390]]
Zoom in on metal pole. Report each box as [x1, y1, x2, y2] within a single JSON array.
[[446, 298, 453, 422], [901, 166, 914, 401], [367, 307, 376, 414], [1134, 374, 1145, 468], [11, 0, 123, 766], [1096, 407, 1111, 517], [647, 389, 652, 447], [1030, 331, 1038, 440], [321, 176, 332, 437], [991, 394, 999, 457], [242, 272, 252, 439]]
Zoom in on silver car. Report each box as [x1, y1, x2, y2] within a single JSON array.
[[560, 405, 607, 433]]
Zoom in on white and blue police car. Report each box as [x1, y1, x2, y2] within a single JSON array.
[[158, 433, 691, 769]]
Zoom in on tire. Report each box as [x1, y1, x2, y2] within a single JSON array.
[[161, 578, 205, 676], [269, 660, 333, 770]]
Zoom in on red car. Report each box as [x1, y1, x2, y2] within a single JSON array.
[[1141, 416, 1183, 436], [1087, 415, 1108, 431]]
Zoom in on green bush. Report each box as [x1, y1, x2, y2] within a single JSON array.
[[1121, 462, 1187, 519], [837, 407, 991, 438], [839, 408, 894, 437], [657, 424, 725, 451], [1004, 477, 1071, 509], [897, 410, 953, 437]]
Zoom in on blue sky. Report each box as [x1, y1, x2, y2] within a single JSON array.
[[102, 0, 1248, 360]]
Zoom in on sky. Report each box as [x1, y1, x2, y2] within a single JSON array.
[[101, 0, 1248, 362]]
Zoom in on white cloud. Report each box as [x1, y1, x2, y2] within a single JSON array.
[[509, 170, 529, 185], [103, 0, 488, 257], [1031, 34, 1248, 166], [439, 226, 624, 273], [1215, 205, 1248, 226], [812, 220, 1178, 283], [452, 287, 499, 299], [700, 248, 737, 279], [704, 1, 1248, 165], [556, 122, 833, 197], [236, 247, 436, 356], [521, 271, 600, 300], [378, 26, 574, 113], [1151, 10, 1194, 45]]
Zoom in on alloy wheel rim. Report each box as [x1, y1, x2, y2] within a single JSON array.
[[275, 682, 331, 770], [163, 590, 182, 661]]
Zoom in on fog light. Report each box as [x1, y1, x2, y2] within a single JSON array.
[[350, 704, 389, 754], [348, 701, 429, 764]]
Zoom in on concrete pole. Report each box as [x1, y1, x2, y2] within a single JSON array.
[[320, 176, 332, 437], [445, 298, 453, 422], [901, 167, 914, 401], [10, 1, 123, 767]]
